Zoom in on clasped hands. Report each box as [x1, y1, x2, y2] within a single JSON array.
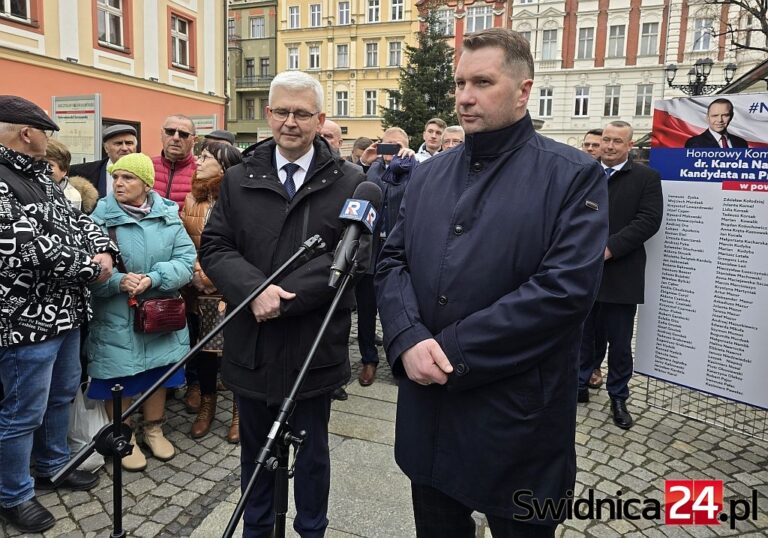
[[401, 339, 454, 386], [119, 272, 152, 297], [249, 284, 296, 323]]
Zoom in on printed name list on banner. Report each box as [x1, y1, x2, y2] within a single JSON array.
[[637, 93, 768, 410]]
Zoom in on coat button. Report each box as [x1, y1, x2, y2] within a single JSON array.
[[471, 162, 482, 172], [455, 364, 466, 375], [454, 225, 464, 235], [438, 295, 448, 305]]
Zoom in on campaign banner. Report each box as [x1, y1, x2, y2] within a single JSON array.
[[636, 93, 768, 410]]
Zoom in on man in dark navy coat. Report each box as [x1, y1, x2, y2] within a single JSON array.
[[375, 29, 608, 537], [69, 124, 137, 197], [684, 98, 748, 148], [578, 121, 663, 429]]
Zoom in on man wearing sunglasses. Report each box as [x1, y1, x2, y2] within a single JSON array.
[[152, 114, 197, 211]]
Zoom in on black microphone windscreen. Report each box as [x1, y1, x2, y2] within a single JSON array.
[[352, 181, 383, 211]]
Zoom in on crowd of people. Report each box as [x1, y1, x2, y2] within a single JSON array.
[[0, 27, 665, 538]]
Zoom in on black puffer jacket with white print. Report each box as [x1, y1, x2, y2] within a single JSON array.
[[0, 143, 116, 347]]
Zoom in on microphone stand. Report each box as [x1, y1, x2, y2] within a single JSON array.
[[222, 263, 358, 538], [51, 235, 326, 538]]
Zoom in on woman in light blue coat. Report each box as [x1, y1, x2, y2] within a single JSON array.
[[86, 153, 195, 472]]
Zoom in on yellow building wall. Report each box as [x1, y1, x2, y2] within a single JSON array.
[[277, 0, 419, 142]]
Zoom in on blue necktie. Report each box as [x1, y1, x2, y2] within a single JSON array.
[[604, 167, 615, 179], [282, 163, 299, 199]]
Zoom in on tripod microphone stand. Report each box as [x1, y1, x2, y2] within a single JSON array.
[[51, 235, 326, 537], [222, 262, 357, 538]]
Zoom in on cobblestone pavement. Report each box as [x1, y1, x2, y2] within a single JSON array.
[[2, 317, 767, 537]]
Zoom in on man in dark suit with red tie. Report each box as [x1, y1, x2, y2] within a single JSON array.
[[685, 98, 749, 149]]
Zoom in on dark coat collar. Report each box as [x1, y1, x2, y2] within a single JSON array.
[[463, 112, 536, 159]]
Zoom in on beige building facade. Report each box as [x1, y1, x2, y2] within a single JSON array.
[[276, 0, 421, 146], [227, 0, 277, 145]]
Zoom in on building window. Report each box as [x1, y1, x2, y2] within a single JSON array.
[[245, 98, 255, 120], [466, 6, 492, 33], [539, 88, 553, 117], [607, 25, 625, 57], [288, 6, 299, 29], [245, 58, 255, 77], [367, 0, 379, 23], [310, 4, 321, 27], [337, 44, 349, 68], [640, 22, 658, 56], [388, 92, 400, 111], [365, 90, 378, 116], [97, 0, 124, 49], [542, 29, 557, 60], [577, 27, 593, 59], [171, 14, 192, 69], [309, 45, 320, 69], [389, 41, 402, 66], [391, 0, 403, 21], [604, 85, 620, 116], [366, 42, 378, 67], [260, 57, 270, 76], [636, 84, 653, 116], [519, 30, 531, 43], [336, 91, 349, 116], [1, 0, 30, 22], [574, 87, 589, 117], [288, 47, 299, 69], [227, 17, 235, 38], [338, 1, 350, 25], [692, 18, 712, 51], [520, 0, 534, 4], [250, 16, 265, 38], [434, 8, 454, 36]]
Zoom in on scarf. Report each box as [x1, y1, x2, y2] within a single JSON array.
[[119, 197, 153, 220], [380, 155, 415, 185]]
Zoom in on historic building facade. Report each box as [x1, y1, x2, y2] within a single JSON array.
[[0, 0, 227, 157]]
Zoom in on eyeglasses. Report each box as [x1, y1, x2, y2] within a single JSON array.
[[163, 127, 193, 139], [268, 108, 319, 122], [197, 153, 214, 163], [28, 126, 54, 138]]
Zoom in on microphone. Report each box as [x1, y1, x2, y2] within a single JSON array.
[[328, 181, 383, 288]]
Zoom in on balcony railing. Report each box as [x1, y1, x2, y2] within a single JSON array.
[[236, 76, 274, 89]]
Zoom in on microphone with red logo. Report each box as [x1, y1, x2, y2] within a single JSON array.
[[328, 181, 382, 288]]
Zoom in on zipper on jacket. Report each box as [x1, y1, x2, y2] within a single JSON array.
[[165, 162, 177, 198]]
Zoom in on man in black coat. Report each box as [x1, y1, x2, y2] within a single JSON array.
[[684, 98, 748, 148], [69, 124, 137, 197], [199, 71, 364, 538], [376, 29, 608, 537], [578, 120, 663, 429]]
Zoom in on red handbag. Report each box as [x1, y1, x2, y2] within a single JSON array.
[[107, 226, 187, 334], [134, 297, 186, 334]]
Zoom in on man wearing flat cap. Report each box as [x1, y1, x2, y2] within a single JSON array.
[[204, 129, 236, 145], [70, 124, 138, 198], [0, 96, 117, 533]]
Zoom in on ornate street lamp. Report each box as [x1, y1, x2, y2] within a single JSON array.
[[665, 58, 737, 96]]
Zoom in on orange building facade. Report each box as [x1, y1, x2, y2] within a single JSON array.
[[0, 0, 226, 157]]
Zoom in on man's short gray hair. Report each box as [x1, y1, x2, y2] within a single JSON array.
[[443, 125, 465, 139], [269, 71, 324, 112]]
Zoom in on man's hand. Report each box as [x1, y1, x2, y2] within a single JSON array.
[[250, 284, 296, 323], [359, 143, 379, 167], [401, 339, 454, 386], [604, 247, 613, 260], [93, 253, 113, 284], [397, 147, 416, 159]]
